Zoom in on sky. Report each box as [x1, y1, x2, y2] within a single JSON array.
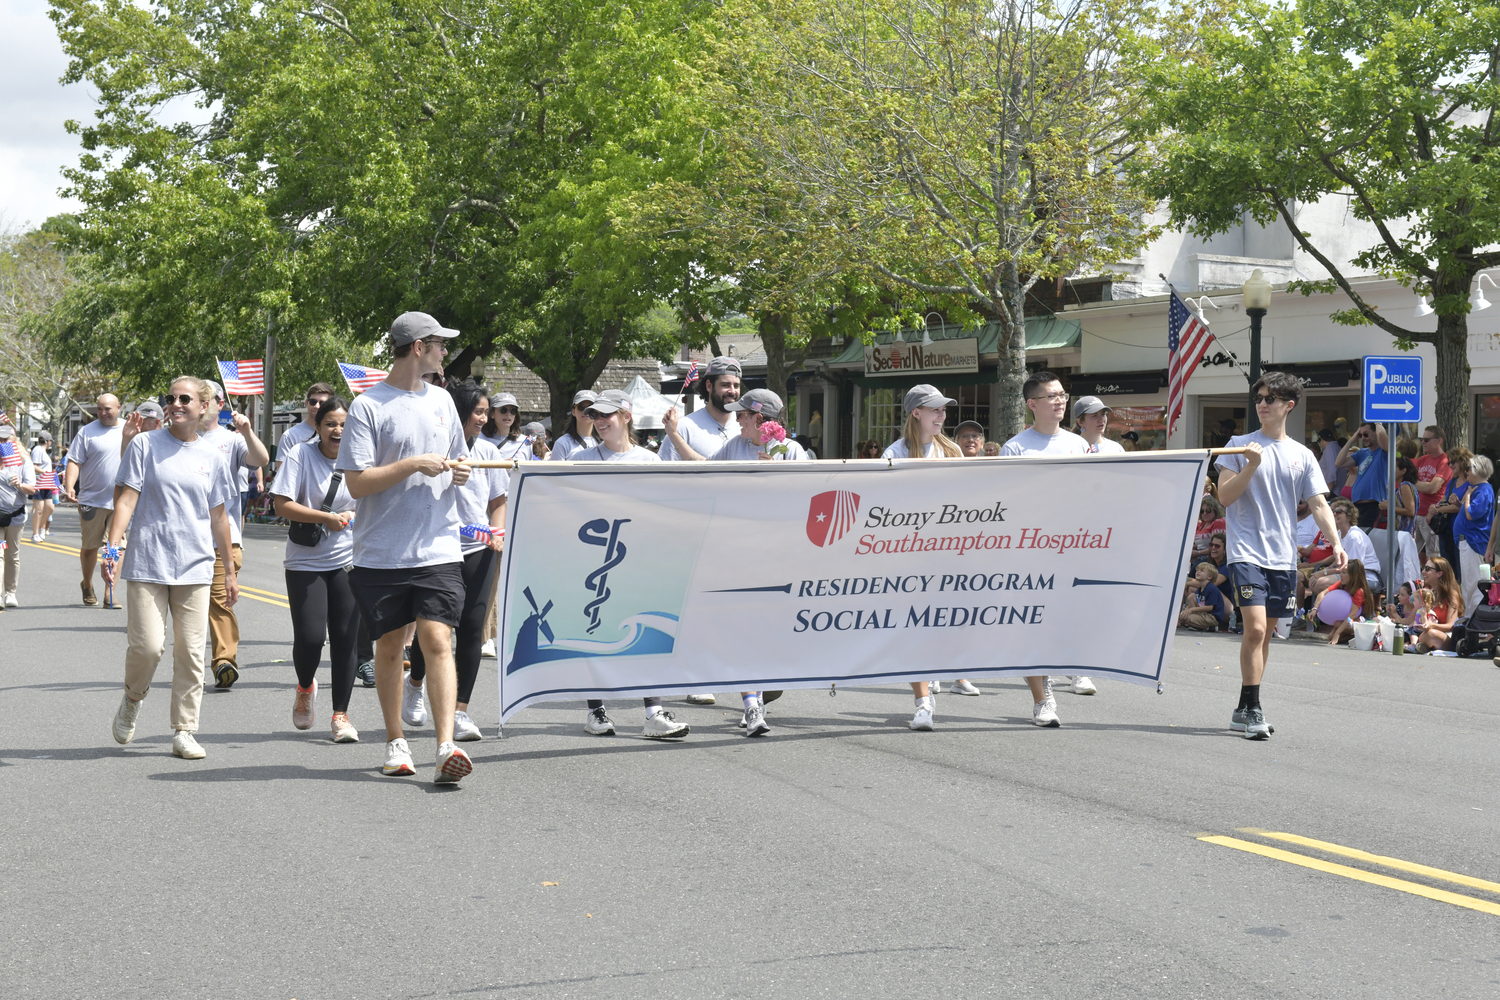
[[0, 1, 91, 231]]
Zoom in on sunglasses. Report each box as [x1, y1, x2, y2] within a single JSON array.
[[1422, 564, 1437, 572], [168, 394, 197, 406], [586, 409, 620, 420], [1252, 394, 1284, 406], [497, 406, 518, 416]]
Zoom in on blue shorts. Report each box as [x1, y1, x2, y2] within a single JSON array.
[[1228, 563, 1297, 617]]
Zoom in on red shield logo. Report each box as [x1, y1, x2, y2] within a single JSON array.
[[807, 490, 860, 547]]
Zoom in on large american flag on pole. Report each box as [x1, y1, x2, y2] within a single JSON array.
[[339, 361, 389, 394], [1167, 290, 1212, 440], [217, 358, 265, 395]]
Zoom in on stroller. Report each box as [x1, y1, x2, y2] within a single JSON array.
[[1451, 579, 1500, 658]]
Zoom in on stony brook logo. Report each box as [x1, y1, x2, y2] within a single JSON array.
[[806, 490, 860, 547]]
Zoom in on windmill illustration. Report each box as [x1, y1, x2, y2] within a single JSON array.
[[506, 587, 555, 674]]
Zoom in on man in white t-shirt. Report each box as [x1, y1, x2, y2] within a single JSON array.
[[64, 393, 124, 607], [1000, 373, 1095, 710], [1072, 396, 1125, 454], [337, 311, 475, 784], [275, 382, 334, 473], [657, 356, 740, 464]]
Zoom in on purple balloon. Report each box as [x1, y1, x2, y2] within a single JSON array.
[[1317, 588, 1354, 624]]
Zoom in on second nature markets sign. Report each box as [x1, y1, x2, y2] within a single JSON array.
[[864, 338, 981, 377]]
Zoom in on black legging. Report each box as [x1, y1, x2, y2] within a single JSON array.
[[285, 567, 360, 712], [408, 547, 495, 705]]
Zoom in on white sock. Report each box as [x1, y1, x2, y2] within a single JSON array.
[[915, 696, 933, 712], [645, 705, 662, 719], [742, 694, 760, 711]]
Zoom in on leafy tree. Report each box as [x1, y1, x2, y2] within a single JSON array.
[[1142, 0, 1500, 445]]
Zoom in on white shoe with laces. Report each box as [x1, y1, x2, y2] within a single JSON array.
[[112, 693, 140, 745], [171, 731, 206, 759], [910, 698, 935, 731], [930, 680, 943, 694], [744, 702, 771, 737], [453, 710, 483, 742], [950, 679, 981, 696], [1071, 676, 1097, 695], [1033, 697, 1060, 727], [383, 737, 415, 776], [642, 710, 690, 739], [401, 679, 427, 727], [585, 707, 616, 735], [3, 592, 17, 608], [480, 640, 497, 659]]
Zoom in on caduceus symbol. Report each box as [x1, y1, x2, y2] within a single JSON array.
[[579, 518, 631, 633]]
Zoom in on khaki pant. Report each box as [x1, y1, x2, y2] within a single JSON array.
[[124, 580, 211, 732], [2, 521, 20, 596], [209, 544, 243, 666], [79, 506, 114, 550]]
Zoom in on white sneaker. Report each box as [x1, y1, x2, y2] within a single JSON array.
[[401, 678, 427, 727], [31, 534, 41, 543], [1033, 697, 1060, 727], [930, 680, 943, 694], [744, 702, 771, 737], [453, 710, 483, 742], [292, 680, 316, 730], [737, 713, 748, 729], [685, 693, 716, 705], [910, 698, 935, 731], [3, 593, 17, 608], [480, 640, 497, 659], [585, 707, 616, 735], [435, 742, 472, 784], [642, 710, 690, 739], [950, 679, 981, 696], [1071, 676, 1097, 696], [383, 737, 415, 776], [112, 693, 140, 745], [171, 731, 206, 759]]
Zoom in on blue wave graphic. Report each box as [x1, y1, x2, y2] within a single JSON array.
[[506, 612, 679, 675]]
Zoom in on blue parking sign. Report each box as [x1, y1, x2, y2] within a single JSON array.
[[1362, 356, 1422, 423]]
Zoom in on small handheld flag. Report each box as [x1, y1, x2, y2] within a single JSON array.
[[217, 358, 266, 395], [0, 442, 23, 470], [683, 360, 701, 387], [36, 471, 58, 491], [460, 524, 505, 544], [338, 361, 389, 394]]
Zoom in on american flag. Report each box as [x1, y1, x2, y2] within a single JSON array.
[[339, 361, 388, 394], [0, 442, 23, 469], [683, 360, 701, 387], [1167, 290, 1212, 440], [217, 358, 265, 395], [460, 524, 505, 544], [36, 471, 58, 491]]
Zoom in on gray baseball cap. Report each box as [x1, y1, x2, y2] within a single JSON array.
[[955, 419, 984, 435], [725, 388, 784, 419], [587, 389, 633, 415], [1072, 395, 1111, 419], [0, 424, 14, 439], [136, 400, 165, 419], [205, 380, 225, 401], [572, 389, 598, 407], [706, 356, 742, 378], [491, 392, 519, 410], [903, 383, 956, 415], [523, 422, 546, 437], [389, 311, 459, 347], [36, 430, 52, 443]]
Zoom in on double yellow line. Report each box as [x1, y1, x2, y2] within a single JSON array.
[[20, 539, 291, 609], [1201, 828, 1500, 916]]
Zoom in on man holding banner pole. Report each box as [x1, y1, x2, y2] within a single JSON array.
[[1215, 372, 1341, 741]]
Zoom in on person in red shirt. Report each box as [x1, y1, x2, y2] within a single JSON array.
[[1412, 425, 1452, 560]]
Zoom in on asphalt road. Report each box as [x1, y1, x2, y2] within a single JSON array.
[[4, 508, 1500, 999]]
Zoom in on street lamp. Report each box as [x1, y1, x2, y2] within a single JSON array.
[[1242, 268, 1272, 431]]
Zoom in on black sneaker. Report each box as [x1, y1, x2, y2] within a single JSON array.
[[1229, 707, 1275, 734], [356, 660, 376, 687], [213, 660, 240, 690]]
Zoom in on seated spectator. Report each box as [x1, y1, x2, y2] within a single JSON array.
[[1386, 557, 1464, 651], [1295, 498, 1321, 558], [1310, 559, 1375, 646], [1178, 561, 1228, 631], [1192, 496, 1226, 567], [1206, 530, 1233, 607], [1301, 498, 1380, 608]]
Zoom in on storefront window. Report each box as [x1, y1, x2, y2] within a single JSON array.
[[1106, 406, 1166, 450], [1301, 395, 1359, 453], [1201, 404, 1246, 449], [1473, 393, 1500, 486]]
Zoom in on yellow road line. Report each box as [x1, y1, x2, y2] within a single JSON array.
[[239, 584, 289, 599], [22, 540, 80, 557], [1241, 829, 1500, 895], [21, 541, 291, 606], [1199, 836, 1500, 917], [239, 591, 290, 608]]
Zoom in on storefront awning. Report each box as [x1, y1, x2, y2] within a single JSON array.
[[829, 316, 1081, 366]]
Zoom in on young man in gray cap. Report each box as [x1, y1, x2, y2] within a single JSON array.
[[1073, 396, 1124, 454], [64, 393, 124, 607], [658, 356, 741, 463], [1000, 372, 1095, 713], [548, 390, 598, 461], [338, 311, 476, 783]]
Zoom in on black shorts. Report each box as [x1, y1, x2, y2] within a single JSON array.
[[348, 563, 465, 639], [1228, 562, 1297, 617]]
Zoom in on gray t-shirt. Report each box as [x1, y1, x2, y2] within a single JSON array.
[[277, 421, 317, 467], [658, 407, 736, 461], [272, 440, 357, 572], [456, 437, 510, 555], [712, 436, 812, 461], [336, 380, 468, 569], [1084, 437, 1126, 454], [69, 420, 124, 509], [116, 429, 236, 586], [574, 443, 661, 463], [202, 426, 253, 544], [480, 433, 532, 463], [882, 439, 943, 459], [548, 434, 596, 461], [1, 453, 35, 511], [1215, 431, 1329, 571], [1000, 427, 1088, 456], [31, 445, 53, 472]]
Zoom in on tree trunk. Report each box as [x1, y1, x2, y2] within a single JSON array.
[[759, 312, 792, 408], [1432, 269, 1473, 448], [990, 262, 1028, 442]]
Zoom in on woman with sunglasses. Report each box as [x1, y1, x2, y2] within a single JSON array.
[[1387, 557, 1464, 651], [549, 391, 598, 462], [571, 389, 690, 739], [104, 377, 238, 761], [272, 396, 362, 743], [480, 391, 533, 466], [405, 382, 508, 742]]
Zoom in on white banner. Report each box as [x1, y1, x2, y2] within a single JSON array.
[[497, 452, 1210, 721]]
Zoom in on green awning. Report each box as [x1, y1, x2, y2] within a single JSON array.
[[829, 316, 1080, 365]]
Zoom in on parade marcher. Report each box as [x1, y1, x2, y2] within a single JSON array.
[[405, 381, 508, 742], [547, 390, 598, 461], [1073, 396, 1125, 454], [134, 400, 164, 433], [954, 420, 986, 458], [1214, 372, 1341, 740], [1000, 372, 1097, 712], [1, 424, 37, 607], [524, 422, 550, 459], [64, 393, 124, 607], [275, 383, 335, 473], [196, 381, 270, 689], [271, 396, 362, 742], [573, 389, 690, 739], [479, 392, 533, 464], [663, 388, 808, 734], [337, 311, 475, 783], [105, 376, 238, 760], [29, 429, 54, 542]]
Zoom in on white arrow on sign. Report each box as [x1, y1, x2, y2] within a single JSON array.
[[1371, 401, 1415, 413]]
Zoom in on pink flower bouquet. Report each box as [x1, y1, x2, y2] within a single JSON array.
[[759, 419, 789, 458]]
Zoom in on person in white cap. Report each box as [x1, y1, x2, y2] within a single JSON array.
[[336, 310, 476, 784], [1073, 396, 1125, 454], [479, 391, 534, 466], [571, 389, 691, 739], [1000, 371, 1095, 716], [548, 390, 598, 461], [29, 429, 54, 542], [0, 423, 37, 607], [64, 392, 124, 607]]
